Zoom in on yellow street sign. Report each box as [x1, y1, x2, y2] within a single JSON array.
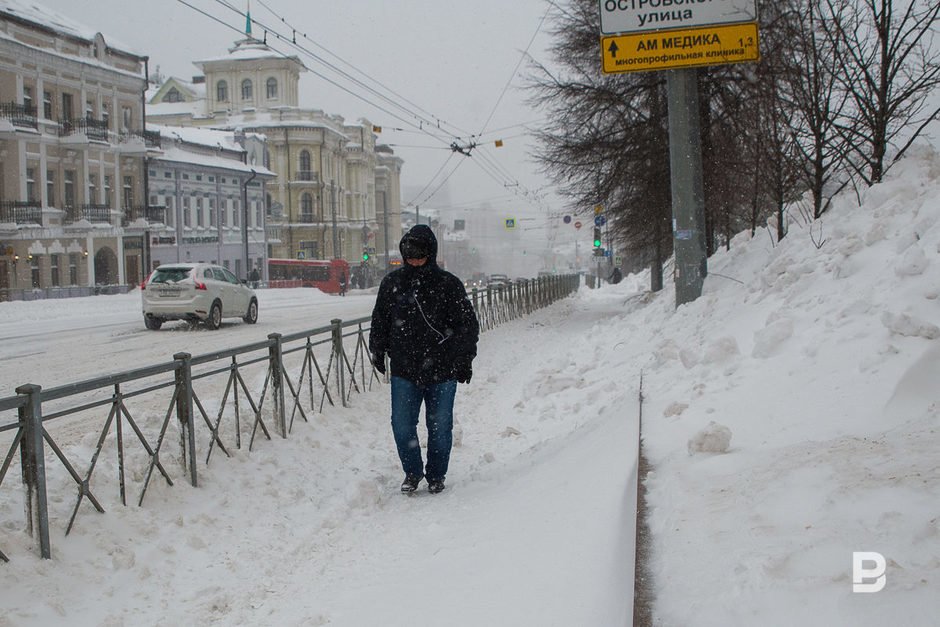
[[594, 204, 603, 215], [602, 22, 759, 74]]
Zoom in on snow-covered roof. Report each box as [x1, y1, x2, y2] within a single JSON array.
[[0, 0, 141, 57], [150, 124, 241, 151], [195, 38, 303, 67], [154, 146, 274, 177], [147, 99, 207, 117]]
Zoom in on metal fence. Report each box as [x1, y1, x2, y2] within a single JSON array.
[[0, 274, 579, 562]]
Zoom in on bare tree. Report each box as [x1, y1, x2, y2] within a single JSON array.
[[824, 0, 940, 185]]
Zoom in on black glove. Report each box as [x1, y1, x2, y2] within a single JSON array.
[[455, 359, 472, 384], [372, 352, 386, 375]]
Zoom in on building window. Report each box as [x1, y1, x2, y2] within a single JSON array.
[[166, 196, 175, 227], [256, 202, 262, 227], [233, 200, 240, 227], [123, 176, 133, 209], [101, 102, 109, 128], [62, 93, 74, 122], [241, 79, 253, 100], [50, 254, 60, 287], [69, 253, 79, 285], [220, 199, 227, 227], [86, 99, 94, 119], [183, 197, 191, 227], [301, 193, 313, 221], [196, 197, 204, 227], [88, 173, 97, 204], [30, 256, 40, 288], [164, 88, 182, 103], [43, 91, 52, 119], [64, 171, 76, 210], [26, 168, 36, 203], [266, 77, 278, 99], [23, 86, 33, 113], [164, 171, 172, 178], [196, 174, 202, 181], [299, 150, 311, 178], [217, 80, 228, 102], [209, 199, 216, 227], [46, 170, 55, 207], [104, 175, 113, 208], [122, 106, 132, 131]]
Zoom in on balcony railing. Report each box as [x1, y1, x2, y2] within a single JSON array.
[[295, 171, 318, 182], [59, 117, 110, 142], [67, 204, 113, 224], [119, 129, 161, 148], [0, 102, 38, 130], [0, 201, 42, 224], [124, 205, 166, 224], [299, 213, 318, 223]]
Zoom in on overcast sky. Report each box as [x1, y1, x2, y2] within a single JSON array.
[[38, 0, 565, 225]]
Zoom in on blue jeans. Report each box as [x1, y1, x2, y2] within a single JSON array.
[[390, 376, 458, 481]]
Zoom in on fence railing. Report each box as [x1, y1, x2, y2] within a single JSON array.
[[0, 275, 579, 562]]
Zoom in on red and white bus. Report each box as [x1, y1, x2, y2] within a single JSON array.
[[267, 258, 350, 294]]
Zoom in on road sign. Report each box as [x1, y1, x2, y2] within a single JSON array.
[[615, 255, 623, 265], [602, 22, 759, 74], [594, 215, 607, 227], [594, 204, 604, 215], [574, 221, 583, 230], [599, 0, 757, 35], [563, 215, 572, 224], [505, 218, 516, 230]]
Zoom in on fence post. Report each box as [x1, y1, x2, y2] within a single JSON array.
[[17, 384, 51, 559], [331, 319, 348, 408], [268, 333, 287, 438], [173, 352, 198, 488]]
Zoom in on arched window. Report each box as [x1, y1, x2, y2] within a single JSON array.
[[266, 77, 278, 99], [301, 193, 313, 221], [299, 150, 311, 179], [216, 80, 228, 102], [241, 79, 253, 100]]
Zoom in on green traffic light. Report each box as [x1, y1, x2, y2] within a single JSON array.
[[362, 252, 370, 261], [593, 239, 602, 247]]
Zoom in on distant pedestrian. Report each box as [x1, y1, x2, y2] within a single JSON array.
[[248, 267, 260, 289], [338, 272, 347, 296], [609, 267, 623, 284], [369, 225, 479, 494]]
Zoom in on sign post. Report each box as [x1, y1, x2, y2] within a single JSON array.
[[598, 0, 758, 307]]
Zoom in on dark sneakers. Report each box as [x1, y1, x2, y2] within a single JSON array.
[[401, 473, 423, 493], [427, 478, 445, 494]]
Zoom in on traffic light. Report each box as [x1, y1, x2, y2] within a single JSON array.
[[362, 249, 370, 261], [593, 226, 602, 248]]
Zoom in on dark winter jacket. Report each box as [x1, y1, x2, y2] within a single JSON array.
[[369, 225, 479, 385]]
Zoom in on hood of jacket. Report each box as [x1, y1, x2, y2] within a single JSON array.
[[399, 224, 438, 267]]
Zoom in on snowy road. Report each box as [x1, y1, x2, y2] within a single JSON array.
[[0, 288, 376, 396]]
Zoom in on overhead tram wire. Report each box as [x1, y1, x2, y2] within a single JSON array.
[[175, 0, 455, 148], [183, 0, 545, 209], [235, 0, 550, 202], [207, 0, 459, 148], [254, 0, 474, 139]]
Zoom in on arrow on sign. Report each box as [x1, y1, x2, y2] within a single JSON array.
[[608, 41, 619, 58]]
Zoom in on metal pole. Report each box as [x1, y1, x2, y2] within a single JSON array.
[[242, 169, 256, 279], [382, 189, 390, 274], [17, 383, 51, 559], [666, 68, 707, 307], [331, 179, 338, 259]]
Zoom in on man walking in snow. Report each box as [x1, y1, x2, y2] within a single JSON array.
[[369, 225, 479, 494]]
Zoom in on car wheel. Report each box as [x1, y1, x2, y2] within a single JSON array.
[[144, 315, 163, 330], [205, 301, 222, 330], [243, 299, 258, 324]]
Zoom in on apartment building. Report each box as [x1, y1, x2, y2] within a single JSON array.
[[0, 1, 161, 298], [147, 125, 274, 279]]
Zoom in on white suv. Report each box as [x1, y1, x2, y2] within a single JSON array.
[[142, 263, 258, 330]]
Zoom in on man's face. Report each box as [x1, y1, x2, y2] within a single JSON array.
[[405, 257, 428, 267]]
